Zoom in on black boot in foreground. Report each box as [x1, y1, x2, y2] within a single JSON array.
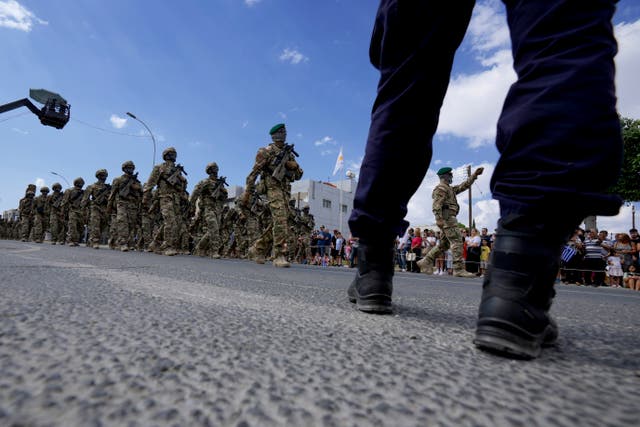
[[474, 219, 568, 359], [347, 241, 395, 314]]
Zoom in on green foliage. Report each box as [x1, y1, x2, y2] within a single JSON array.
[[609, 117, 640, 202]]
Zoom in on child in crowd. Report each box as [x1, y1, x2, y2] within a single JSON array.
[[479, 239, 491, 276], [606, 252, 623, 287], [623, 263, 640, 291]]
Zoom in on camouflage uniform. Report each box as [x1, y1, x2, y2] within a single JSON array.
[[32, 187, 50, 243], [418, 167, 483, 276], [108, 161, 143, 251], [48, 183, 65, 244], [244, 123, 303, 267], [62, 178, 85, 246], [18, 191, 35, 242], [82, 169, 112, 249], [296, 205, 315, 263], [143, 147, 187, 256], [287, 200, 301, 260], [190, 163, 228, 258]]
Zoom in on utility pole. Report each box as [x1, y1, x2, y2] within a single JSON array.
[[467, 164, 472, 231]]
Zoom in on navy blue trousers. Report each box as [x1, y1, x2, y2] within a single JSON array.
[[349, 0, 622, 242]]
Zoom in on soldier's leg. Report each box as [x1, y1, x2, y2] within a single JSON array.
[[474, 0, 622, 359], [159, 196, 179, 255]]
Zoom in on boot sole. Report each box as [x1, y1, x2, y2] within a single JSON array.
[[348, 294, 392, 314], [474, 321, 556, 359]]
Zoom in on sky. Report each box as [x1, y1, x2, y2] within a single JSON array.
[[2, 0, 640, 234]]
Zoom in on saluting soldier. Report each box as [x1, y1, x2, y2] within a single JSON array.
[[417, 166, 483, 277]]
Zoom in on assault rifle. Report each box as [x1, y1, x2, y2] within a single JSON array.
[[93, 184, 111, 206], [119, 172, 139, 198], [211, 176, 229, 199], [166, 163, 187, 187], [271, 143, 299, 181]]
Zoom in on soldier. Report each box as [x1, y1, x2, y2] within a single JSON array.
[[190, 163, 228, 258], [32, 186, 50, 243], [296, 205, 315, 263], [143, 147, 187, 256], [49, 183, 65, 245], [108, 161, 143, 251], [18, 189, 36, 242], [82, 169, 112, 249], [62, 178, 85, 246], [416, 167, 483, 277], [243, 123, 303, 267], [287, 199, 301, 261]]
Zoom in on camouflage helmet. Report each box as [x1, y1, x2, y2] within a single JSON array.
[[122, 160, 135, 171], [73, 177, 85, 187], [95, 169, 108, 178], [40, 186, 50, 194], [162, 147, 177, 160], [26, 190, 35, 197], [302, 205, 310, 211], [205, 162, 219, 175], [52, 182, 62, 191], [288, 199, 296, 208]]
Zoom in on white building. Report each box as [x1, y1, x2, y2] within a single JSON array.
[[290, 178, 356, 234]]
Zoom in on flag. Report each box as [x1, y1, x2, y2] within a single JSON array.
[[332, 147, 344, 176]]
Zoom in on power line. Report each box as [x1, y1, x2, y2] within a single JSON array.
[[0, 111, 31, 123], [70, 117, 149, 138]]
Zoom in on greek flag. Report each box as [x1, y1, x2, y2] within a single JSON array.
[[561, 245, 578, 263]]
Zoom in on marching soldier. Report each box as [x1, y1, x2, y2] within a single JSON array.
[[82, 169, 112, 249], [49, 183, 65, 245], [190, 162, 228, 258], [108, 161, 143, 251], [62, 178, 85, 246], [143, 147, 187, 256], [18, 189, 35, 242], [32, 186, 50, 243], [244, 123, 303, 267]]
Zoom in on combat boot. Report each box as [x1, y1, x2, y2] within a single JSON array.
[[273, 255, 291, 268], [163, 248, 178, 256], [347, 240, 394, 314], [211, 252, 221, 259], [417, 255, 434, 274], [453, 270, 477, 278], [248, 246, 265, 264], [473, 216, 572, 359]]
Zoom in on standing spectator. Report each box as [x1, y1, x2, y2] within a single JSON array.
[[409, 227, 423, 273], [480, 227, 493, 249], [613, 232, 634, 272], [561, 229, 585, 285], [629, 228, 640, 261], [396, 229, 411, 272], [335, 231, 345, 266], [479, 239, 491, 277], [317, 226, 332, 260], [582, 229, 606, 287], [348, 234, 359, 268], [465, 228, 481, 274]]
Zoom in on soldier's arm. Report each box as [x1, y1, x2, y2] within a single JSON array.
[[80, 185, 92, 209], [453, 167, 483, 195]]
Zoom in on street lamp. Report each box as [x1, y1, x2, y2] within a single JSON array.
[[50, 171, 70, 187], [126, 112, 157, 168]]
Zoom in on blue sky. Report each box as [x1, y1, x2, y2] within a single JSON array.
[[2, 0, 640, 234]]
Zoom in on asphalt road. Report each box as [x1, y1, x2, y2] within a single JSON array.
[[1, 240, 639, 427]]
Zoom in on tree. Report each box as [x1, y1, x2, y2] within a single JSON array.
[[609, 117, 640, 202]]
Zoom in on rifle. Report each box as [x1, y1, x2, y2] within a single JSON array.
[[211, 176, 229, 199], [271, 143, 299, 181], [166, 164, 188, 187], [93, 184, 111, 206], [119, 173, 139, 198]]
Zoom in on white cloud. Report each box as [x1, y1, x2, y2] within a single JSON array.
[[314, 136, 336, 147], [241, 120, 249, 128], [110, 114, 127, 129], [279, 48, 309, 65], [35, 177, 45, 188], [0, 0, 47, 32], [615, 19, 640, 119], [244, 0, 261, 7], [278, 111, 287, 120], [12, 127, 28, 135]]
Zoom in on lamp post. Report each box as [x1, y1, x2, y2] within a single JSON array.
[[50, 171, 70, 187], [126, 112, 157, 168]]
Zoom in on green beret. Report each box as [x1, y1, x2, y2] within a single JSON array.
[[269, 123, 285, 135], [437, 167, 453, 176]]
